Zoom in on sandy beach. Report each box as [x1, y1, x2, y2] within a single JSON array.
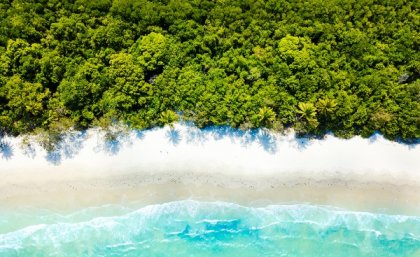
[[1, 170, 419, 215], [1, 124, 419, 215]]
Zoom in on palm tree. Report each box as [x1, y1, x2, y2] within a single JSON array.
[[256, 107, 276, 127], [159, 110, 179, 127], [296, 102, 318, 127], [297, 102, 316, 119], [316, 98, 337, 116]]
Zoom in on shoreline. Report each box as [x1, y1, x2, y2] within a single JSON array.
[[1, 124, 419, 215], [1, 171, 419, 215]]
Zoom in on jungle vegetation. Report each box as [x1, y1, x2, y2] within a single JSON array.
[[0, 0, 419, 145]]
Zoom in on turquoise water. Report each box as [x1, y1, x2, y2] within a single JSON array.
[[1, 201, 419, 257]]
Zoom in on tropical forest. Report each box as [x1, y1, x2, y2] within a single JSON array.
[[0, 0, 419, 146]]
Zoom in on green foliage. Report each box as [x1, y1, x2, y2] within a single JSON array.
[[254, 107, 276, 128], [296, 102, 319, 131], [316, 98, 337, 117], [159, 110, 179, 127], [0, 0, 418, 143], [132, 32, 167, 72], [0, 75, 49, 133]]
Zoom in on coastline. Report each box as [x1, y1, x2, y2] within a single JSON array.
[[1, 124, 419, 215], [1, 171, 419, 215]]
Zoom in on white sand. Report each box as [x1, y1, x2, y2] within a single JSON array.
[[0, 124, 419, 214]]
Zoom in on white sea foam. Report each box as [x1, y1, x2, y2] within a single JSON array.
[[1, 201, 419, 257], [0, 123, 419, 185]]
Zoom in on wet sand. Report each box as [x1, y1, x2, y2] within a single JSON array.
[[1, 170, 419, 215]]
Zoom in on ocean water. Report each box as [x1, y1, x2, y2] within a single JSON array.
[[0, 201, 419, 257]]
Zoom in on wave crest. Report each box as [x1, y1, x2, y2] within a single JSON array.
[[1, 201, 419, 257]]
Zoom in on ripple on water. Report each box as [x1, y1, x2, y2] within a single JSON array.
[[0, 201, 419, 257]]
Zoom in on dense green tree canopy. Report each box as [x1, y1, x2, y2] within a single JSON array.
[[0, 0, 419, 142]]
